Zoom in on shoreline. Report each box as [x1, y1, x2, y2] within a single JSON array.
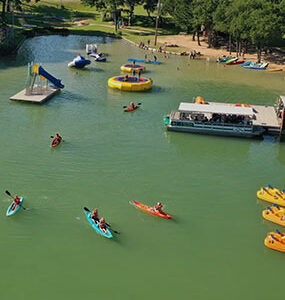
[[123, 34, 285, 70], [2, 28, 284, 71]]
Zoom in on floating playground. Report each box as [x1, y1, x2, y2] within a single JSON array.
[[10, 63, 64, 103]]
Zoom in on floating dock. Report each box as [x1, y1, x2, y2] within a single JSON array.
[[10, 87, 60, 103]]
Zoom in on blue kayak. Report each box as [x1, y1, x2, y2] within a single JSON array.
[[241, 61, 268, 70], [6, 197, 24, 217], [85, 211, 113, 239], [128, 58, 162, 65]]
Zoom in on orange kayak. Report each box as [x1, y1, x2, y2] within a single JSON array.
[[132, 200, 172, 219], [262, 205, 285, 226], [264, 231, 285, 252], [257, 186, 285, 207]]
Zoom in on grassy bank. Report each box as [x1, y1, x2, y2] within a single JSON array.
[[1, 0, 187, 55]]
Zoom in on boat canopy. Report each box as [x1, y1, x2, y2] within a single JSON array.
[[178, 102, 254, 116]]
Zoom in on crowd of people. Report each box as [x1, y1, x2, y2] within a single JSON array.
[[180, 112, 252, 126]]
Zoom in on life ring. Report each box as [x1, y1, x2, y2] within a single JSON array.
[[108, 76, 152, 92], [120, 64, 145, 73]]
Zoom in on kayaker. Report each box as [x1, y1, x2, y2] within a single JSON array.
[[130, 102, 136, 110], [154, 202, 163, 213], [91, 209, 99, 222], [54, 133, 62, 144], [99, 217, 107, 233], [11, 196, 21, 210]]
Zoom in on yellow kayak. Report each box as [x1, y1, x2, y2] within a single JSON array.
[[262, 205, 285, 226], [266, 68, 283, 73], [264, 231, 285, 252], [257, 186, 285, 207]]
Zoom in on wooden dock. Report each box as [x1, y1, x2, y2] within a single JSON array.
[[10, 87, 60, 103]]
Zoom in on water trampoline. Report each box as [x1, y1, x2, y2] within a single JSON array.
[[108, 76, 152, 92], [120, 64, 145, 73]]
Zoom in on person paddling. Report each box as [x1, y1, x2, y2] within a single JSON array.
[[51, 133, 62, 147], [11, 195, 21, 210], [54, 133, 62, 143], [99, 217, 108, 233], [130, 102, 136, 110], [90, 209, 99, 222], [154, 202, 163, 213]]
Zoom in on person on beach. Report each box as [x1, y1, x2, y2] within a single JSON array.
[[132, 69, 136, 77], [154, 202, 163, 213], [154, 55, 157, 61], [138, 70, 141, 80], [124, 74, 129, 81], [11, 195, 21, 210], [147, 39, 150, 46], [91, 209, 99, 222], [132, 60, 136, 66], [99, 217, 107, 233]]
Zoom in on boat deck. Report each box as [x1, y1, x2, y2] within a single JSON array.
[[10, 87, 60, 103], [207, 102, 281, 133], [251, 105, 280, 132]]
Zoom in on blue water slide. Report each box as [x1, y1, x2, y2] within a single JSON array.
[[38, 66, 64, 89]]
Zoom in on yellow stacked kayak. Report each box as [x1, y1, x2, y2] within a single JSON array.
[[257, 186, 285, 207], [262, 205, 285, 226], [264, 231, 285, 252]]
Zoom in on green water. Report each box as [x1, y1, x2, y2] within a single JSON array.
[[0, 35, 285, 299]]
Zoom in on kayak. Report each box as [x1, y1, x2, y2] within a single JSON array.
[[216, 57, 235, 63], [226, 59, 244, 65], [257, 186, 285, 207], [264, 231, 285, 252], [128, 58, 162, 65], [124, 106, 139, 112], [6, 197, 24, 217], [266, 68, 283, 72], [84, 211, 113, 239], [132, 200, 172, 219], [262, 205, 285, 226], [50, 137, 61, 148]]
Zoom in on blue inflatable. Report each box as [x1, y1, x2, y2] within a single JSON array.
[[68, 56, 91, 69]]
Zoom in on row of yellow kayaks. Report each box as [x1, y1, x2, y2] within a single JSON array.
[[258, 186, 285, 252]]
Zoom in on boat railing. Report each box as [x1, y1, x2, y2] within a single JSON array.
[[172, 118, 253, 128]]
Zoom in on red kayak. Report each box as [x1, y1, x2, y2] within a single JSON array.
[[226, 59, 245, 65], [124, 106, 139, 112], [132, 200, 173, 219], [50, 138, 61, 148]]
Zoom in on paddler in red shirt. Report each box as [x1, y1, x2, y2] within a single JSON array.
[[11, 196, 21, 210]]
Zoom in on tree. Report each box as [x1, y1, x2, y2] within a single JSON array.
[[192, 0, 219, 47], [247, 0, 283, 62], [81, 0, 124, 31], [125, 0, 142, 25], [143, 0, 157, 18], [163, 0, 193, 34]]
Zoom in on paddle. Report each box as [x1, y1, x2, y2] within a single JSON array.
[[83, 207, 120, 234], [5, 190, 26, 210], [123, 103, 142, 109]]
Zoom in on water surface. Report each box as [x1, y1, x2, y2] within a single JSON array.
[[0, 35, 285, 300]]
